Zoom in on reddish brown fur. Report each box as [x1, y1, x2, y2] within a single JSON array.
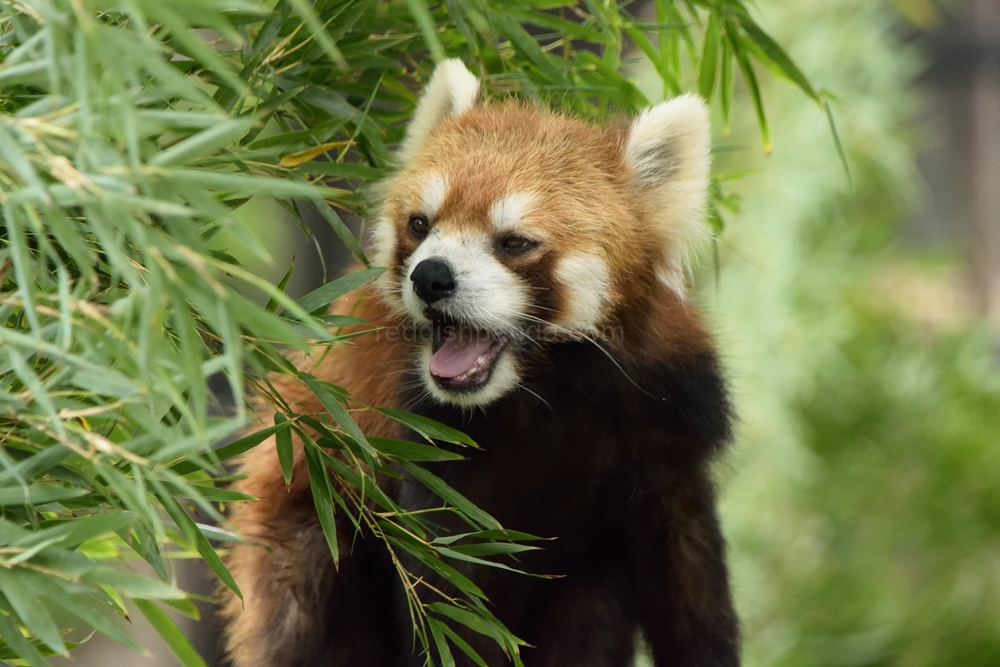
[[221, 97, 737, 667], [220, 291, 406, 666]]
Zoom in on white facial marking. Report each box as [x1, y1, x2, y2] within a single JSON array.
[[400, 228, 530, 407], [421, 174, 449, 218], [370, 215, 406, 312], [488, 192, 537, 234], [371, 216, 396, 268], [402, 229, 529, 331], [554, 254, 611, 332]]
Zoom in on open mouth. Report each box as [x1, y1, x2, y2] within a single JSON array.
[[427, 311, 508, 390]]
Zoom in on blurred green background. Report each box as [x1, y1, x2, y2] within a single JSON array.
[[51, 0, 1000, 664], [707, 0, 1000, 665]]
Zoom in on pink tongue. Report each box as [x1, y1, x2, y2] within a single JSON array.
[[430, 327, 496, 379]]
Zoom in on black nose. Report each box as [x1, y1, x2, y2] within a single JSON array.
[[410, 258, 456, 305]]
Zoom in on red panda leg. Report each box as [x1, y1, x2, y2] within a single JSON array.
[[221, 509, 335, 666], [526, 575, 639, 667], [222, 509, 408, 667], [637, 472, 740, 666]]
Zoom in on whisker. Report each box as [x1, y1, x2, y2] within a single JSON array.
[[517, 383, 553, 412]]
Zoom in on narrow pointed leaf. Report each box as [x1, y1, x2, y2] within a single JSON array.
[[398, 460, 501, 530], [134, 599, 210, 667], [295, 267, 386, 314], [276, 413, 294, 486], [699, 13, 720, 102], [301, 373, 377, 462], [303, 440, 340, 566], [159, 494, 242, 600], [0, 574, 65, 654]]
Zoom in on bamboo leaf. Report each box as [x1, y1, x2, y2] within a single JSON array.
[[444, 542, 538, 557], [150, 118, 253, 167], [0, 610, 48, 667], [286, 0, 348, 68], [406, 0, 447, 63], [33, 577, 141, 651], [303, 439, 340, 566], [388, 536, 486, 598], [372, 408, 478, 447], [731, 36, 771, 154], [720, 26, 734, 136], [134, 599, 209, 667], [278, 141, 347, 167], [312, 197, 370, 266], [429, 618, 458, 667], [489, 13, 567, 85], [398, 460, 502, 530], [699, 12, 720, 102], [735, 13, 818, 100], [82, 568, 184, 600], [0, 573, 65, 654], [0, 486, 88, 506], [370, 437, 465, 462], [158, 494, 242, 600], [15, 512, 135, 551], [825, 99, 852, 188], [627, 26, 680, 98], [276, 413, 294, 487], [427, 603, 504, 644], [295, 267, 386, 314], [439, 620, 490, 667], [436, 546, 533, 575], [170, 421, 292, 475], [300, 373, 377, 462]]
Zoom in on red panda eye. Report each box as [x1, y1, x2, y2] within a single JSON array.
[[408, 214, 430, 238], [498, 235, 535, 253]]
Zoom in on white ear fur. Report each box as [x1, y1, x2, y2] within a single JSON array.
[[397, 59, 480, 166], [624, 94, 712, 295]]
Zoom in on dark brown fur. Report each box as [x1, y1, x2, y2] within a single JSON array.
[[221, 283, 739, 666]]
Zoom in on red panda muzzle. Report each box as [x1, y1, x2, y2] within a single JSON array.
[[429, 315, 508, 387]]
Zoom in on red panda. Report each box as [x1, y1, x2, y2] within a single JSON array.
[[221, 59, 739, 667]]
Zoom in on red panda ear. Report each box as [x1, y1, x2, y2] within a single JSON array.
[[398, 59, 480, 166], [624, 94, 712, 295]]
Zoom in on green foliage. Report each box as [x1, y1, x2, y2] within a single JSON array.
[[713, 1, 1000, 665], [786, 314, 1000, 666], [0, 0, 820, 664]]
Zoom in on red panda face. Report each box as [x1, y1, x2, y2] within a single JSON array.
[[373, 61, 712, 407]]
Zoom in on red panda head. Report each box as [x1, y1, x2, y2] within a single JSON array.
[[372, 60, 712, 407]]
